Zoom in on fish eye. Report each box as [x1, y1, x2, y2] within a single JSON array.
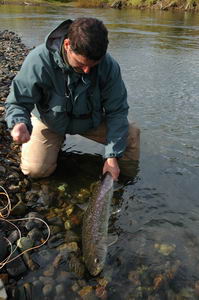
[[94, 258, 100, 264]]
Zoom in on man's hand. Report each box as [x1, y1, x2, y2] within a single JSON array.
[[11, 123, 30, 144], [103, 157, 120, 181]]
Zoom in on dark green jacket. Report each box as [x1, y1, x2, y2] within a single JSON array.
[[5, 20, 129, 158]]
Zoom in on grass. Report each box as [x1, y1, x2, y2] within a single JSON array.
[[2, 0, 199, 10], [3, 0, 75, 6], [75, 0, 110, 7], [185, 0, 199, 9]]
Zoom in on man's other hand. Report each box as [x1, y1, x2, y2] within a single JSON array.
[[11, 123, 30, 144], [103, 157, 120, 181]]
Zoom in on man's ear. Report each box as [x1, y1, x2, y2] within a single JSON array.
[[63, 38, 70, 51]]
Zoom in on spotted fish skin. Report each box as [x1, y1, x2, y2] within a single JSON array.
[[82, 172, 113, 276]]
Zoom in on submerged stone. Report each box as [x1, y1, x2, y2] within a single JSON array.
[[17, 237, 34, 251], [75, 188, 91, 203], [42, 283, 53, 297], [0, 166, 6, 175], [0, 278, 7, 300], [57, 242, 79, 253], [68, 253, 86, 278], [0, 235, 8, 261], [154, 243, 176, 256], [10, 200, 27, 216], [78, 285, 92, 296], [6, 250, 27, 277]]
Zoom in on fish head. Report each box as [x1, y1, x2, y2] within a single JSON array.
[[85, 243, 107, 276]]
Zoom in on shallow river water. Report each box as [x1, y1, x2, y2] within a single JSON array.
[[1, 4, 199, 299]]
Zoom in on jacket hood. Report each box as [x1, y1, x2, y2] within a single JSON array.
[[45, 19, 73, 53]]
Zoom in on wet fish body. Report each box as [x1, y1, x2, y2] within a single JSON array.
[[82, 172, 114, 276]]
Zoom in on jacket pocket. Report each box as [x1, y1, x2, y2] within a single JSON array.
[[38, 91, 67, 113], [37, 92, 69, 135]]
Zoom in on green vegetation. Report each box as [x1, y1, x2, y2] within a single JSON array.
[[128, 0, 199, 9], [2, 0, 75, 6], [2, 0, 199, 10], [75, 0, 199, 9], [75, 0, 109, 7]]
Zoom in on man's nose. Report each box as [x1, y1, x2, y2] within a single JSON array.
[[82, 66, 90, 73]]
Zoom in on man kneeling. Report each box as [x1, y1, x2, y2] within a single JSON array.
[[5, 17, 140, 181]]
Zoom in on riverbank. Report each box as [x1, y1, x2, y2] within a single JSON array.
[[0, 0, 198, 11], [0, 0, 75, 7], [0, 30, 104, 300]]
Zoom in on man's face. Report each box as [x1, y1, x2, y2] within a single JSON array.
[[63, 39, 100, 74]]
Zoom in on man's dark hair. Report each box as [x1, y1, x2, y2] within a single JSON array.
[[67, 17, 109, 61]]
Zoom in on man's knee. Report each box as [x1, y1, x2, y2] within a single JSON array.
[[128, 122, 140, 141], [127, 122, 140, 161], [20, 162, 57, 178]]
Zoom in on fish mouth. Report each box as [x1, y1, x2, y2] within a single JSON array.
[[89, 265, 103, 277], [86, 258, 104, 276]]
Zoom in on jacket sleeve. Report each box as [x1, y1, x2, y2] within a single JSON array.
[[100, 55, 129, 159], [5, 46, 48, 133]]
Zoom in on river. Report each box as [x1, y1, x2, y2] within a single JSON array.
[[1, 4, 199, 299]]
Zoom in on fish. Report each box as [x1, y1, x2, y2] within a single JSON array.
[[82, 171, 114, 276]]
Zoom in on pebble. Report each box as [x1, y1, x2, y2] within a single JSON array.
[[56, 242, 79, 252], [27, 227, 43, 242], [0, 274, 8, 284], [31, 249, 53, 267], [6, 250, 27, 277], [43, 265, 55, 277], [154, 243, 176, 256], [25, 212, 44, 228], [32, 279, 43, 289], [0, 166, 6, 174], [7, 230, 19, 244], [55, 283, 65, 295], [39, 276, 54, 285], [64, 219, 72, 230], [42, 283, 53, 297], [17, 237, 34, 251], [68, 253, 86, 278], [0, 236, 8, 261], [10, 199, 27, 216], [78, 286, 94, 299], [49, 225, 62, 234], [22, 252, 38, 271], [64, 230, 80, 243], [48, 233, 65, 248], [0, 279, 7, 300], [7, 184, 20, 193], [55, 271, 71, 283], [24, 220, 36, 231], [71, 282, 80, 292]]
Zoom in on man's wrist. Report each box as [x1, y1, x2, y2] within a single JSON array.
[[106, 157, 118, 161]]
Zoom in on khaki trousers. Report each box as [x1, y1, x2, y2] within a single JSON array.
[[21, 116, 140, 178]]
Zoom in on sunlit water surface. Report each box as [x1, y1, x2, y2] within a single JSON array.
[[1, 4, 199, 299]]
